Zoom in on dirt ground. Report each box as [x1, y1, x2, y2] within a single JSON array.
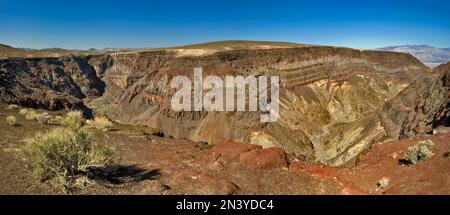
[[0, 104, 449, 195]]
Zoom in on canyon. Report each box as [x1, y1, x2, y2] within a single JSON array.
[[1, 41, 449, 167]]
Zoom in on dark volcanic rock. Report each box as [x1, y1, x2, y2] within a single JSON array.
[[0, 56, 104, 115]]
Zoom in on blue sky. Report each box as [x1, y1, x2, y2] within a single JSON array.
[[1, 0, 449, 49]]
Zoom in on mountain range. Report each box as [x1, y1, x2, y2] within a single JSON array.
[[377, 45, 450, 68]]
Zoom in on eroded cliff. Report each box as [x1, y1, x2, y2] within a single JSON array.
[[2, 43, 446, 166]]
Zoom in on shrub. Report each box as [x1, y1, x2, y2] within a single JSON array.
[[86, 117, 113, 131], [25, 111, 38, 120], [36, 112, 58, 125], [62, 111, 85, 130], [376, 177, 389, 190], [400, 140, 434, 165], [54, 116, 64, 125], [6, 104, 19, 110], [19, 108, 29, 115], [19, 111, 115, 193], [6, 116, 16, 126]]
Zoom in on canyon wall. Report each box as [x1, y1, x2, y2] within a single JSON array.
[[2, 46, 447, 166]]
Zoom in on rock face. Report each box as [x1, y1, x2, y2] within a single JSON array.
[[2, 42, 447, 166], [210, 140, 289, 170], [378, 62, 450, 138], [0, 56, 105, 114]]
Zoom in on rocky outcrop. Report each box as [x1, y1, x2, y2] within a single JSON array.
[[325, 62, 450, 166], [210, 140, 289, 170], [379, 62, 450, 137], [0, 56, 105, 115], [2, 43, 443, 166]]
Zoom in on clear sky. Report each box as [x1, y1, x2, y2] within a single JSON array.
[[1, 0, 449, 49]]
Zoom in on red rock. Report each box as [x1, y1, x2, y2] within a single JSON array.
[[209, 140, 289, 170], [239, 147, 288, 170], [210, 139, 261, 160], [289, 163, 304, 174]]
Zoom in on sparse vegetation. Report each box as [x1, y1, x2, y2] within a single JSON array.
[[376, 177, 390, 191], [19, 108, 29, 115], [400, 140, 434, 165], [54, 116, 64, 125], [86, 116, 113, 131], [6, 104, 19, 110], [25, 110, 38, 120], [36, 112, 59, 125], [61, 111, 85, 130], [6, 116, 16, 126], [19, 110, 115, 193]]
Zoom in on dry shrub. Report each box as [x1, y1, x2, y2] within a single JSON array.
[[6, 116, 16, 126], [36, 112, 57, 125], [19, 110, 115, 193], [86, 116, 113, 131], [25, 111, 38, 120], [376, 177, 389, 191], [6, 104, 19, 110], [400, 140, 434, 165], [61, 111, 85, 130], [19, 108, 29, 115]]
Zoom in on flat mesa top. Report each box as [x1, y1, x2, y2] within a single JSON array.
[[0, 40, 316, 59]]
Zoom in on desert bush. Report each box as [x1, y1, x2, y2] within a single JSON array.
[[19, 111, 115, 193], [36, 112, 59, 125], [86, 117, 113, 131], [6, 116, 17, 126], [61, 111, 85, 130], [376, 177, 389, 190], [6, 104, 19, 110], [54, 116, 64, 125], [25, 111, 38, 120], [19, 108, 29, 115], [400, 140, 434, 165]]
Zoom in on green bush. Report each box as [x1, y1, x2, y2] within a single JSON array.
[[19, 111, 115, 193], [401, 140, 434, 165], [6, 116, 16, 126]]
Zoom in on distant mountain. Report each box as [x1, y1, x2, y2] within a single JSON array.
[[0, 43, 19, 51], [0, 43, 105, 59], [377, 45, 450, 68]]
